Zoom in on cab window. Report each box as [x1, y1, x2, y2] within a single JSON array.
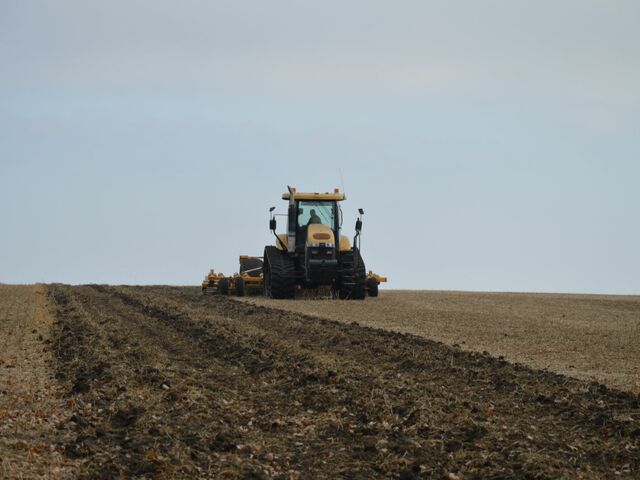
[[297, 201, 335, 229]]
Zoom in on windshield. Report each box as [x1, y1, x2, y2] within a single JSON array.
[[298, 201, 335, 229]]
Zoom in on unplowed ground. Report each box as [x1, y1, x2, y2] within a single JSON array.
[[40, 285, 638, 479]]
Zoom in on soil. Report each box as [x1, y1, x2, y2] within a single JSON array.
[[241, 290, 640, 394], [0, 285, 78, 479], [40, 285, 639, 479]]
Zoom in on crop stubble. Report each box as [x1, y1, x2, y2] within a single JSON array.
[[43, 285, 638, 479]]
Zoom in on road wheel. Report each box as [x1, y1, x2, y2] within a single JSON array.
[[367, 277, 379, 297], [235, 277, 245, 297], [218, 278, 230, 295], [264, 246, 295, 299]]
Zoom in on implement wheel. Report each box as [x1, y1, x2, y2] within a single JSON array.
[[235, 277, 245, 297], [367, 277, 379, 297], [218, 278, 230, 295]]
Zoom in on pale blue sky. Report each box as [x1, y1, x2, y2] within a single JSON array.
[[1, 1, 639, 293]]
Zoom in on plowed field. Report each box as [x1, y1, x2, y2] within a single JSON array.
[[2, 285, 639, 479], [241, 290, 640, 394]]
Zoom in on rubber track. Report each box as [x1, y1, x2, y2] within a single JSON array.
[[264, 246, 296, 299], [339, 248, 366, 300]]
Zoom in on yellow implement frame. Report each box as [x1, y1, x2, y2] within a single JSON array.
[[367, 271, 387, 285], [201, 269, 229, 294]]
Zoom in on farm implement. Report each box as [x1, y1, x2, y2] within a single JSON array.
[[201, 256, 265, 297]]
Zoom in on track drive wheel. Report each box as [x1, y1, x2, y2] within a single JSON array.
[[263, 246, 296, 299], [366, 277, 379, 297], [218, 278, 230, 295], [235, 277, 245, 297]]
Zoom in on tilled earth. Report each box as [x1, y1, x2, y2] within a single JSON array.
[[240, 291, 640, 393], [46, 285, 639, 479]]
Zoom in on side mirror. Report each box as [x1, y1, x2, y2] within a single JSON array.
[[355, 207, 364, 232], [270, 218, 277, 231], [269, 206, 276, 213]]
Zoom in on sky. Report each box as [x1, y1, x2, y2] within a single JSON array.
[[1, 1, 639, 293]]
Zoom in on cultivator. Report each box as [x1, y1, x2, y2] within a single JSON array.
[[201, 269, 227, 294], [201, 256, 264, 296]]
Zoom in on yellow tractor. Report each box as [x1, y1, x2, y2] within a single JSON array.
[[264, 186, 381, 299]]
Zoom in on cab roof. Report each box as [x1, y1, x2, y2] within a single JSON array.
[[282, 190, 346, 201]]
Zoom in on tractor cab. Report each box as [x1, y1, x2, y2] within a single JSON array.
[[293, 199, 339, 253], [272, 188, 346, 255]]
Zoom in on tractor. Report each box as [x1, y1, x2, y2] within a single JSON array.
[[264, 186, 375, 299]]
